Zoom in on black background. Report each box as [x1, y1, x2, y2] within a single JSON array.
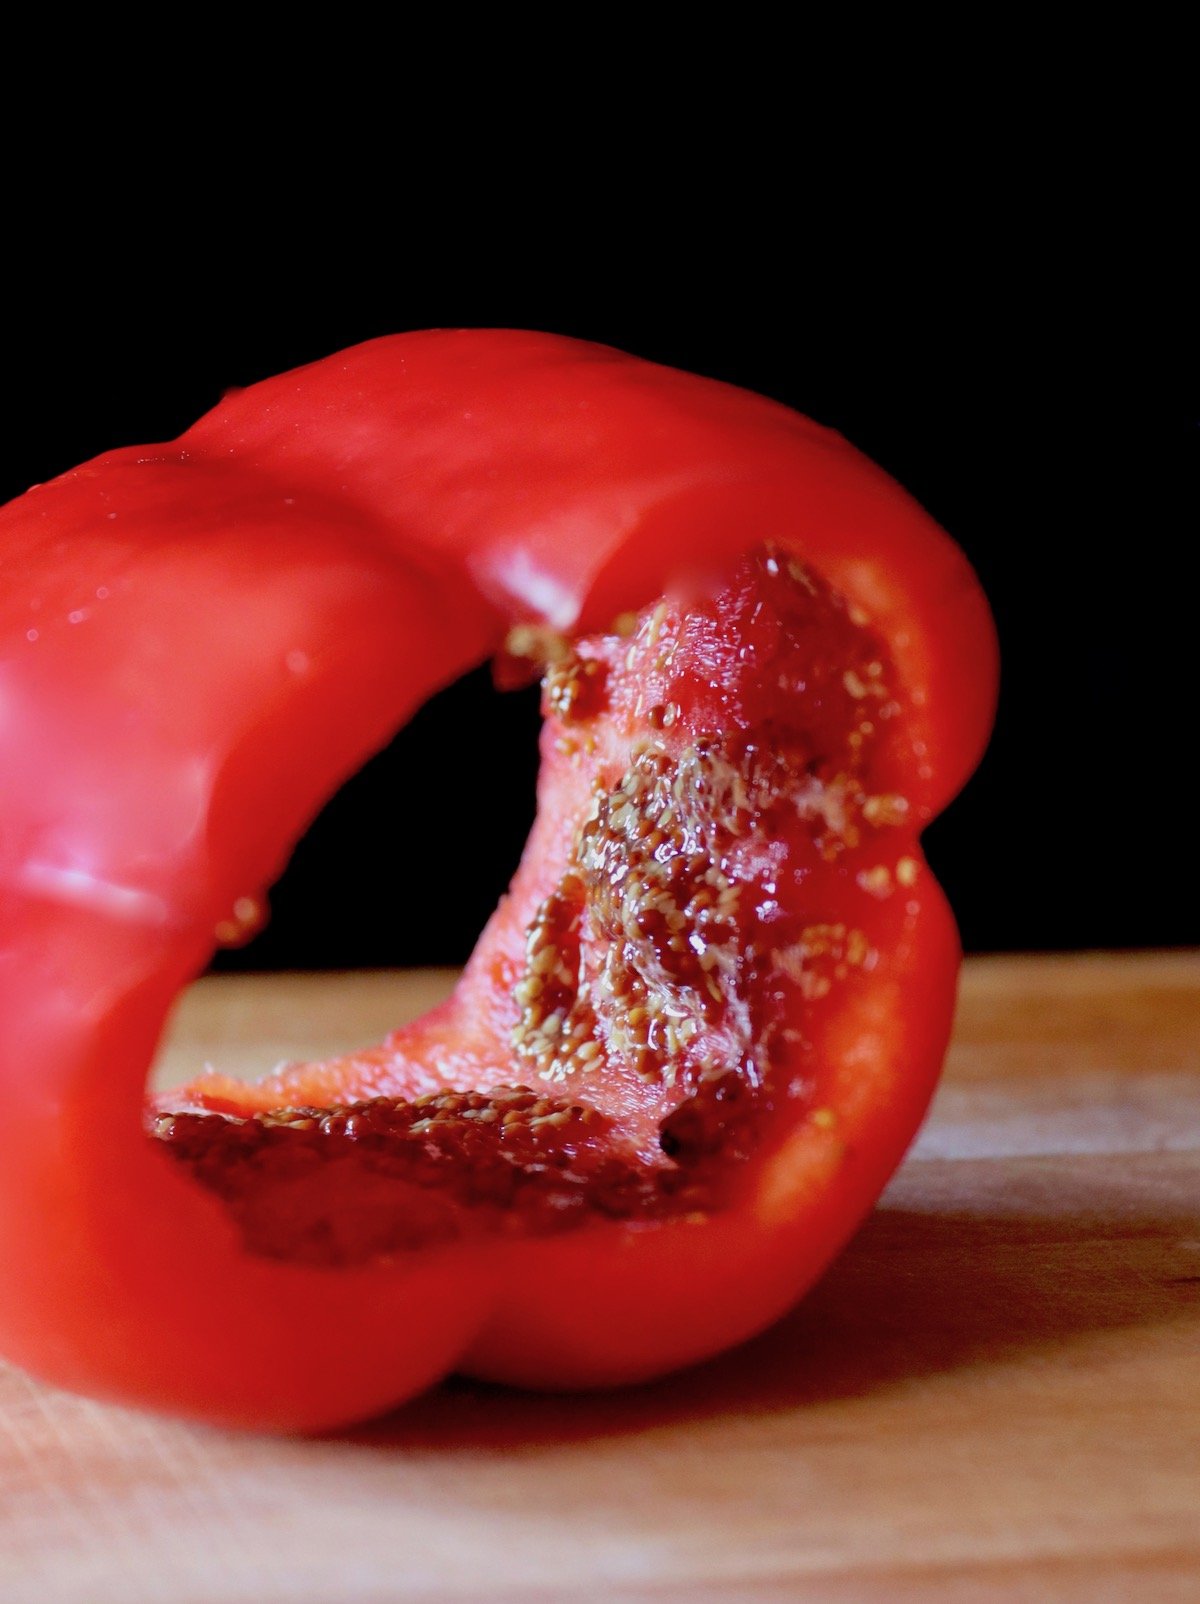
[[3, 243, 1194, 966]]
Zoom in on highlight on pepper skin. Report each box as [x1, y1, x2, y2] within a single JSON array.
[[0, 330, 996, 1429]]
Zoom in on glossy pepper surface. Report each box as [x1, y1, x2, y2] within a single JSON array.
[[0, 331, 997, 1428]]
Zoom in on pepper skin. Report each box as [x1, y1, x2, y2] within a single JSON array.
[[0, 332, 997, 1428]]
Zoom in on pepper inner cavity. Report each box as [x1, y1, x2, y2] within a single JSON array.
[[153, 546, 903, 1267]]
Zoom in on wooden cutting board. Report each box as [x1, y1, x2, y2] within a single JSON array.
[[2, 953, 1197, 1602]]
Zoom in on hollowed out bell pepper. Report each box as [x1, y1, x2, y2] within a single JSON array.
[[0, 331, 996, 1429]]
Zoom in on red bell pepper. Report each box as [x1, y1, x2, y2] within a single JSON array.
[[0, 331, 996, 1428]]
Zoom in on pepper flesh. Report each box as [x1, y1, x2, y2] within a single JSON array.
[[0, 332, 996, 1428]]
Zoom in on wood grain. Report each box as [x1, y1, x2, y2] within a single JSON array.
[[3, 953, 1198, 1603]]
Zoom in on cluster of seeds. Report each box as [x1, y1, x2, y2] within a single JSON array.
[[156, 1085, 609, 1163], [544, 652, 607, 723], [512, 730, 788, 1093], [772, 922, 876, 1001], [153, 1087, 699, 1266], [575, 740, 754, 1085], [511, 877, 600, 1076], [493, 622, 572, 690], [842, 658, 902, 756]]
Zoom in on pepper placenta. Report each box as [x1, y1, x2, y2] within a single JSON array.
[[0, 331, 997, 1428]]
